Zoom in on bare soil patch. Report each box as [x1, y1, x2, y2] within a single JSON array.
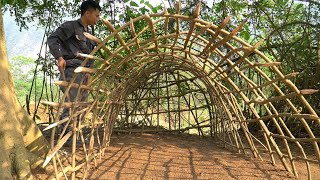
[[86, 133, 295, 180], [34, 132, 320, 179]]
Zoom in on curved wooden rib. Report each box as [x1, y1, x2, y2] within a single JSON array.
[[44, 2, 320, 179]]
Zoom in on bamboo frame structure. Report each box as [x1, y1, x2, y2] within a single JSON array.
[[42, 2, 320, 179]]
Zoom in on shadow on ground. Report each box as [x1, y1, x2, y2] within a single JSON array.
[[86, 133, 294, 180]]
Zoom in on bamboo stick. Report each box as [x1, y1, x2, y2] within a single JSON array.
[[83, 32, 120, 59], [248, 90, 319, 105], [241, 113, 320, 123], [145, 14, 159, 53], [43, 131, 73, 167], [102, 19, 130, 52], [270, 133, 320, 142], [74, 66, 97, 74], [54, 81, 94, 91], [77, 53, 106, 62], [44, 8, 320, 179], [41, 101, 93, 108], [224, 72, 299, 94], [200, 16, 231, 55]]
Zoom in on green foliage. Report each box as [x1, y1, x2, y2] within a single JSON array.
[[240, 24, 250, 41], [8, 55, 59, 107], [10, 55, 34, 80], [9, 56, 38, 103], [130, 1, 138, 7]]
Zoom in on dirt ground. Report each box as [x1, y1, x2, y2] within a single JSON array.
[[34, 132, 320, 180], [81, 133, 295, 180], [34, 129, 320, 180], [31, 104, 320, 180]]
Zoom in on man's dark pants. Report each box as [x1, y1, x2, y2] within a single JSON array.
[[59, 62, 89, 120]]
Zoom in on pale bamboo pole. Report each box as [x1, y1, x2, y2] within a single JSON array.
[[45, 7, 320, 178], [129, 18, 141, 49], [228, 93, 250, 154], [169, 70, 213, 135], [215, 41, 300, 175], [170, 0, 181, 50], [218, 72, 292, 173], [163, 4, 169, 53], [221, 37, 314, 177], [215, 86, 239, 151], [83, 32, 121, 59], [200, 16, 231, 55], [203, 40, 292, 173], [157, 74, 160, 130], [145, 14, 159, 54], [221, 89, 245, 153], [182, 2, 200, 50], [206, 20, 247, 58], [178, 72, 181, 131], [251, 70, 312, 178], [229, 96, 260, 158], [83, 97, 102, 179], [102, 19, 131, 52], [224, 38, 320, 173], [225, 72, 299, 94]]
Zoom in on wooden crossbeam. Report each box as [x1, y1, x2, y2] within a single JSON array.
[[41, 101, 93, 108], [248, 89, 319, 105]]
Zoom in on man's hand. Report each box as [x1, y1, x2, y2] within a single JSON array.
[[57, 57, 66, 72], [84, 73, 91, 85]]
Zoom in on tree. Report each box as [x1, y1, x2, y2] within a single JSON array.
[[0, 3, 49, 179]]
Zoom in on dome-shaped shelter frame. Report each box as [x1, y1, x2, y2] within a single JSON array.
[[42, 2, 320, 179]]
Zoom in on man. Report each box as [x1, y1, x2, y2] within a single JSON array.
[[48, 0, 101, 122]]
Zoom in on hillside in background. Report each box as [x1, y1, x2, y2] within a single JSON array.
[[3, 12, 44, 60], [3, 12, 48, 104]]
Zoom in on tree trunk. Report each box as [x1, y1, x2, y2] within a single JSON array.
[[0, 7, 49, 179]]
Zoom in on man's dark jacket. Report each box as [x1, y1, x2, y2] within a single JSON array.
[[47, 19, 95, 68]]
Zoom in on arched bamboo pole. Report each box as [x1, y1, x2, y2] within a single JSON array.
[[42, 2, 320, 179]]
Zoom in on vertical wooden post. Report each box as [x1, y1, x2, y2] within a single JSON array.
[[157, 74, 160, 130], [71, 117, 77, 180], [166, 73, 171, 130], [178, 72, 181, 132]]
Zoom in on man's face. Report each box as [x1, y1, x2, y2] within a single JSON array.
[[86, 9, 100, 26]]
